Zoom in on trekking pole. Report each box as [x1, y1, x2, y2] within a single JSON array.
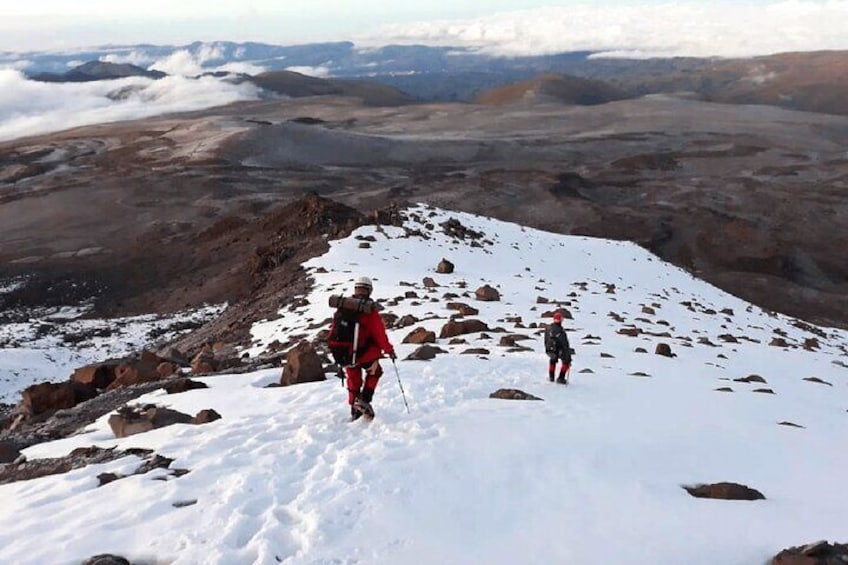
[[392, 359, 410, 414]]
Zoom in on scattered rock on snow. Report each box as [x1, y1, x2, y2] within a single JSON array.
[[439, 319, 490, 338], [475, 284, 500, 301], [0, 440, 22, 464], [803, 377, 833, 386], [108, 405, 193, 438], [192, 409, 222, 425], [461, 348, 490, 355], [406, 345, 448, 361], [489, 389, 543, 401], [280, 341, 325, 386], [436, 258, 454, 274], [446, 302, 479, 316], [778, 421, 805, 429], [683, 482, 765, 501], [753, 388, 776, 394], [164, 379, 209, 394], [714, 387, 734, 393], [81, 554, 131, 565], [403, 327, 437, 344], [734, 375, 767, 384], [771, 540, 848, 564], [655, 343, 675, 357]]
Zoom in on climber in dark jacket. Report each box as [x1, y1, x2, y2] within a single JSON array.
[[544, 311, 572, 384]]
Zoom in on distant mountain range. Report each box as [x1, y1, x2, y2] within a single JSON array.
[[8, 41, 848, 115]]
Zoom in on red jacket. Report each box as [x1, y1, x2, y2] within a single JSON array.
[[355, 309, 394, 365]]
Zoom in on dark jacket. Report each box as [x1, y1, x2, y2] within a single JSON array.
[[544, 322, 572, 363]]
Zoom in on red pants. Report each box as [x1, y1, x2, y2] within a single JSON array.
[[345, 361, 383, 405]]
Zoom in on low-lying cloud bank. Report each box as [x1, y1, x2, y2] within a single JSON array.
[[0, 70, 261, 142], [366, 1, 848, 58]]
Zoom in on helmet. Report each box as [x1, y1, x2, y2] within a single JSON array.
[[354, 276, 373, 290], [552, 311, 563, 322]]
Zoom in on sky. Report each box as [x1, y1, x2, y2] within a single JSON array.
[[2, 0, 848, 56], [1, 204, 847, 563]]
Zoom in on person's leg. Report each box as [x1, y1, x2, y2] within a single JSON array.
[[362, 361, 383, 403], [346, 366, 363, 417], [548, 356, 557, 381], [557, 358, 569, 383]]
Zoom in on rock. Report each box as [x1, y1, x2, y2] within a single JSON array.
[[579, 369, 594, 374], [107, 356, 164, 390], [404, 290, 419, 298], [714, 387, 734, 392], [734, 374, 767, 384], [778, 421, 805, 429], [436, 258, 455, 274], [718, 334, 739, 343], [0, 440, 22, 464], [173, 499, 198, 508], [446, 302, 479, 316], [395, 314, 419, 328], [439, 319, 490, 338], [422, 277, 439, 288], [448, 338, 467, 345], [280, 341, 325, 386], [803, 338, 821, 351], [164, 378, 209, 394], [475, 284, 500, 301], [630, 372, 651, 377], [191, 345, 219, 374], [634, 347, 648, 353], [358, 242, 371, 248], [499, 335, 532, 347], [489, 389, 543, 401], [720, 308, 734, 316], [753, 388, 776, 394], [771, 541, 848, 564], [82, 555, 131, 565], [22, 382, 77, 416], [683, 482, 765, 501], [405, 345, 447, 361], [617, 327, 642, 337], [108, 405, 193, 438], [403, 327, 437, 344], [641, 306, 656, 315], [380, 312, 399, 328], [770, 337, 790, 347], [536, 296, 549, 304], [97, 472, 122, 486], [157, 362, 179, 378], [655, 343, 674, 357], [600, 352, 615, 358], [192, 409, 222, 425], [543, 308, 573, 320], [71, 363, 118, 390], [803, 377, 833, 386], [461, 348, 490, 355]]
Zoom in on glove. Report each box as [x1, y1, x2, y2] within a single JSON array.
[[388, 349, 397, 361]]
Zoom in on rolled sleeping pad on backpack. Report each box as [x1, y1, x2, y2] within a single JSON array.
[[329, 294, 375, 313]]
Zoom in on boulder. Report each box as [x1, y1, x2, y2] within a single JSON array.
[[191, 345, 218, 374], [683, 482, 765, 500], [772, 541, 848, 565], [489, 389, 543, 401], [381, 312, 399, 328], [655, 343, 674, 357], [499, 335, 532, 347], [403, 327, 437, 344], [107, 357, 163, 390], [641, 306, 656, 315], [405, 345, 447, 361], [70, 362, 118, 390], [280, 341, 325, 386], [157, 362, 179, 378], [436, 259, 455, 274], [0, 440, 22, 464], [395, 314, 419, 328], [475, 284, 500, 301], [422, 277, 439, 288], [164, 379, 210, 394], [108, 405, 194, 438], [446, 302, 479, 316], [770, 337, 790, 347], [439, 319, 490, 338], [21, 382, 77, 416], [192, 409, 222, 425], [734, 374, 767, 384]]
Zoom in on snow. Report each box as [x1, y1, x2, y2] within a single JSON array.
[[1, 204, 847, 564]]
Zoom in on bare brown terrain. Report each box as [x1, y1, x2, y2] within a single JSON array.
[[1, 91, 847, 345]]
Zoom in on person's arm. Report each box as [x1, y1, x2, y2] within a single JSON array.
[[367, 311, 395, 358]]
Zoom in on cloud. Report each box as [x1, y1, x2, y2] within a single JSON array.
[[148, 43, 230, 76], [100, 50, 156, 67], [214, 61, 268, 75], [0, 69, 260, 142], [285, 66, 331, 77], [363, 1, 848, 58]]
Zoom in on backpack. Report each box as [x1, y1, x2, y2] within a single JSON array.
[[327, 307, 362, 367]]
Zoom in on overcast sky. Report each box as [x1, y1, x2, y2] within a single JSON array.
[[1, 1, 847, 56]]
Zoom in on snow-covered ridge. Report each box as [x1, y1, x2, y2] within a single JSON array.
[[1, 204, 846, 564]]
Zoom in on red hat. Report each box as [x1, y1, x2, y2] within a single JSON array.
[[553, 311, 563, 322]]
